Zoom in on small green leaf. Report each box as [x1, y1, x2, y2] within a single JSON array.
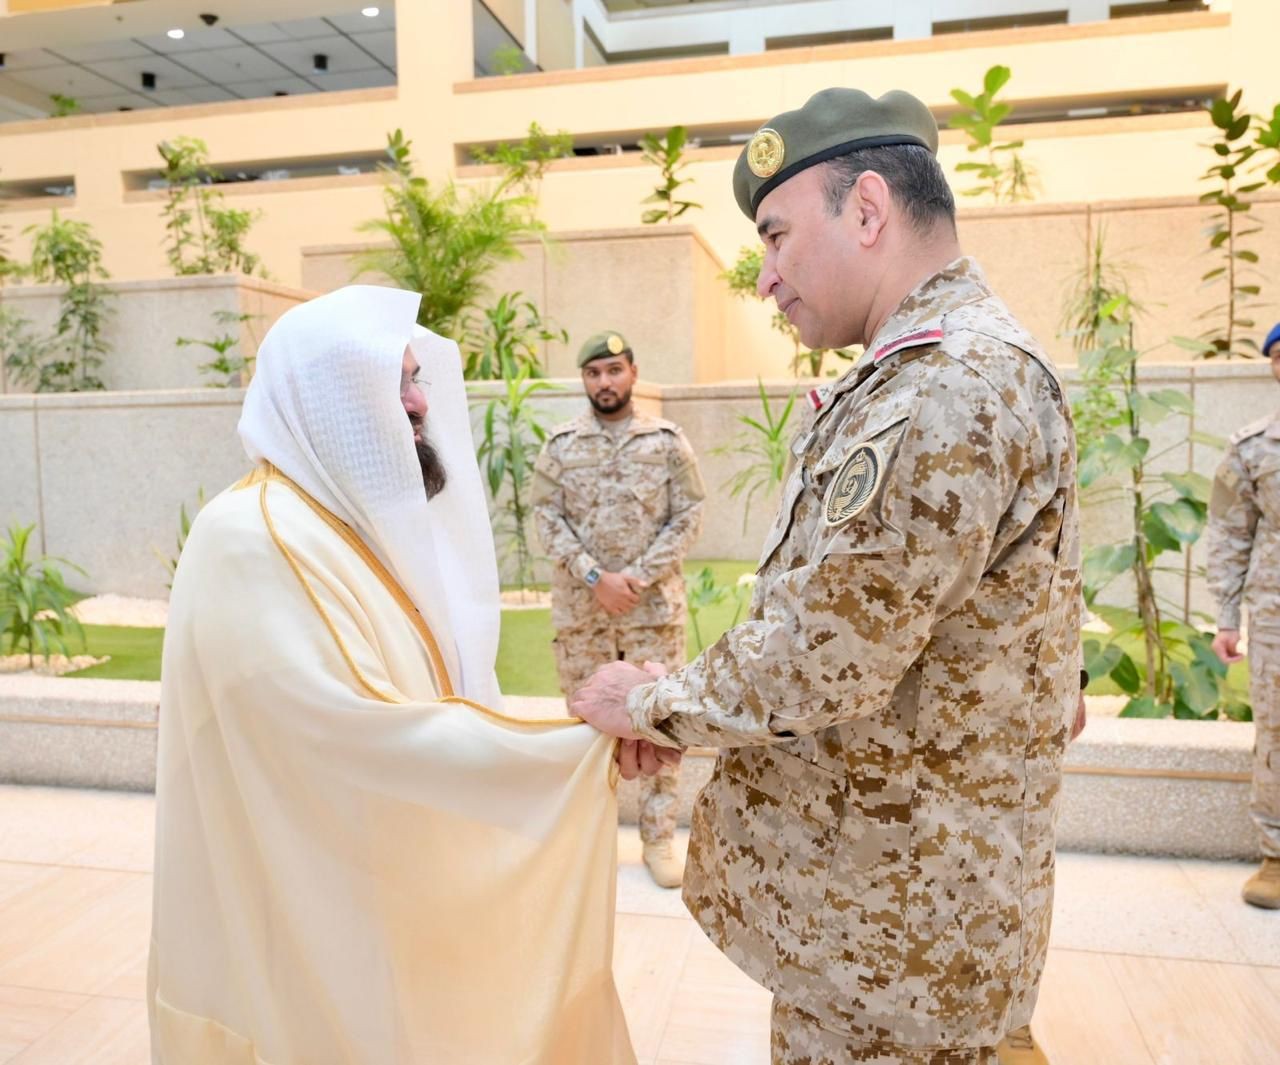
[[1119, 696, 1171, 719]]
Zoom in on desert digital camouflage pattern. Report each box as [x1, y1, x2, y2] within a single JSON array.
[[534, 408, 705, 843], [1207, 411, 1280, 856], [628, 258, 1081, 1051], [773, 1000, 996, 1064]]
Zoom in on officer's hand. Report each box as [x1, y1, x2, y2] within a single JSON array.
[[595, 571, 641, 616], [1070, 693, 1087, 742], [1212, 628, 1244, 664], [615, 739, 681, 780]]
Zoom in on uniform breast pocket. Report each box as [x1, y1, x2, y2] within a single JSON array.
[[1255, 460, 1280, 519], [559, 460, 600, 514], [716, 747, 843, 954]]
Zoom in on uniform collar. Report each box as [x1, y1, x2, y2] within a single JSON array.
[[572, 406, 661, 439]]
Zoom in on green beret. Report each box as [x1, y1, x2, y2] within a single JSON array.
[[577, 331, 631, 368], [733, 88, 939, 220]]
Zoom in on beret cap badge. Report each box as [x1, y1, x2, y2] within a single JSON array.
[[606, 334, 625, 355], [747, 128, 785, 179]]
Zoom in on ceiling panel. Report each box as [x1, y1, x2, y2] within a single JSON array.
[[230, 23, 294, 45], [327, 8, 397, 33], [225, 77, 319, 97], [11, 64, 127, 98], [50, 40, 152, 62], [349, 29, 396, 68], [175, 46, 294, 83], [0, 49, 64, 71], [317, 68, 396, 91], [174, 84, 243, 105], [92, 56, 210, 91], [134, 28, 243, 54], [78, 92, 161, 113], [275, 18, 341, 41], [260, 35, 381, 78]]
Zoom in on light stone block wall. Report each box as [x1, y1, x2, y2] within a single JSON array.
[[0, 275, 313, 393], [301, 227, 732, 384]]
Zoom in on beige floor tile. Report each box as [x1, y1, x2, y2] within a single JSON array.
[[1178, 858, 1280, 967], [0, 985, 88, 1065], [6, 996, 148, 1065], [1030, 948, 1155, 1065], [0, 787, 154, 873], [616, 828, 692, 919], [614, 913, 695, 1063], [1107, 953, 1280, 1065], [1051, 852, 1240, 962], [0, 865, 151, 999]]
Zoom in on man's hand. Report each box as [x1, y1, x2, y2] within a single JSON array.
[[1212, 628, 1245, 665], [1071, 693, 1087, 742], [570, 660, 652, 738], [593, 572, 644, 616], [615, 739, 683, 781]]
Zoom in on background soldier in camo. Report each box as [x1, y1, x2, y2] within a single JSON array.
[[1207, 320, 1280, 910], [533, 331, 706, 888], [571, 88, 1082, 1065]]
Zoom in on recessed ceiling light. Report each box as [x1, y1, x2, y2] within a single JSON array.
[[361, 7, 380, 17], [141, 71, 156, 90], [167, 28, 185, 40], [313, 53, 329, 73]]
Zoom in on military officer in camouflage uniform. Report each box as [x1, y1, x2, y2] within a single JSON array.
[[533, 331, 706, 887], [572, 88, 1081, 1064], [1208, 321, 1280, 910]]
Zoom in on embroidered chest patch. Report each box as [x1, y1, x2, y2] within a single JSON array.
[[822, 442, 885, 527]]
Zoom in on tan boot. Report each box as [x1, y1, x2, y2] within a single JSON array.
[[1243, 857, 1280, 909], [996, 1025, 1049, 1065], [642, 838, 684, 889]]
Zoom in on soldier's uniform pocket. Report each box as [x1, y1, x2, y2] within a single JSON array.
[[559, 457, 600, 515], [716, 746, 844, 956]]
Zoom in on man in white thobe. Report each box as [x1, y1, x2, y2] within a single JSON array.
[[148, 285, 653, 1065]]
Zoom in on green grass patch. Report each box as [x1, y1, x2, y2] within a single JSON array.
[[67, 625, 165, 681]]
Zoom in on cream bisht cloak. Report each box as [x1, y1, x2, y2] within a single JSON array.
[[148, 286, 636, 1065]]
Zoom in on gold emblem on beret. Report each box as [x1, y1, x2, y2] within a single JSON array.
[[747, 127, 785, 179], [823, 442, 885, 527], [606, 334, 624, 355]]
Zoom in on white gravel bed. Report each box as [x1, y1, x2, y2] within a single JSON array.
[[70, 594, 168, 628]]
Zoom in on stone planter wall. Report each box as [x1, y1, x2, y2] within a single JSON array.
[[301, 226, 731, 384], [0, 274, 314, 393]]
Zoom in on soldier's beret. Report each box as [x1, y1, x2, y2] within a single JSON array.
[[733, 88, 940, 220], [578, 331, 632, 368]]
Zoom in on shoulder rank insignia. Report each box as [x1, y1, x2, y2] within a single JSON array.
[[873, 327, 943, 364], [823, 442, 885, 526], [807, 387, 825, 411]]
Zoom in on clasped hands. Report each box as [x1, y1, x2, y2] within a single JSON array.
[[593, 570, 646, 617], [570, 659, 684, 781]]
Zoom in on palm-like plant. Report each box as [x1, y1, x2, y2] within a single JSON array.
[[357, 130, 542, 337], [0, 524, 86, 669], [714, 379, 797, 533]]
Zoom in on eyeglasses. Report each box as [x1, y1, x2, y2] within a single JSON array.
[[400, 372, 430, 399]]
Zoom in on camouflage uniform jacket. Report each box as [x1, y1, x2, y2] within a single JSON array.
[[627, 258, 1082, 1048], [1207, 410, 1280, 633], [532, 409, 706, 631]]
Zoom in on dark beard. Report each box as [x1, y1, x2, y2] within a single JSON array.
[[416, 436, 447, 499], [588, 385, 632, 415]]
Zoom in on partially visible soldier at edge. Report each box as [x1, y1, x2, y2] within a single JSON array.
[[532, 332, 706, 888], [1208, 320, 1280, 910], [571, 88, 1084, 1065]]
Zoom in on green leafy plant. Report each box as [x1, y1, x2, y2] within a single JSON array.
[[0, 524, 85, 669], [687, 567, 728, 652], [154, 488, 206, 589], [49, 94, 82, 118], [490, 45, 528, 76], [177, 310, 259, 387], [460, 292, 565, 381], [714, 379, 796, 533], [472, 121, 574, 206], [1173, 91, 1271, 360], [357, 129, 541, 337], [640, 126, 700, 224], [475, 360, 560, 593], [720, 246, 854, 377], [157, 136, 263, 277], [1256, 103, 1280, 183], [949, 65, 1037, 203], [1068, 236, 1248, 721], [12, 211, 112, 392]]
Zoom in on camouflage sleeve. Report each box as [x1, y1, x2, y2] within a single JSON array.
[[531, 441, 598, 583], [1205, 445, 1259, 630], [627, 371, 1032, 749], [623, 430, 706, 586]]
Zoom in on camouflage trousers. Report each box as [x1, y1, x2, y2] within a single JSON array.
[[1250, 629, 1280, 858], [553, 619, 684, 845], [771, 1001, 997, 1065]]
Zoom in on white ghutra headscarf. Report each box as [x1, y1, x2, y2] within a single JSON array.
[[238, 285, 502, 706]]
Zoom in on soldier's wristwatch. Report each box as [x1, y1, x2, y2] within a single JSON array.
[[584, 567, 601, 587]]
